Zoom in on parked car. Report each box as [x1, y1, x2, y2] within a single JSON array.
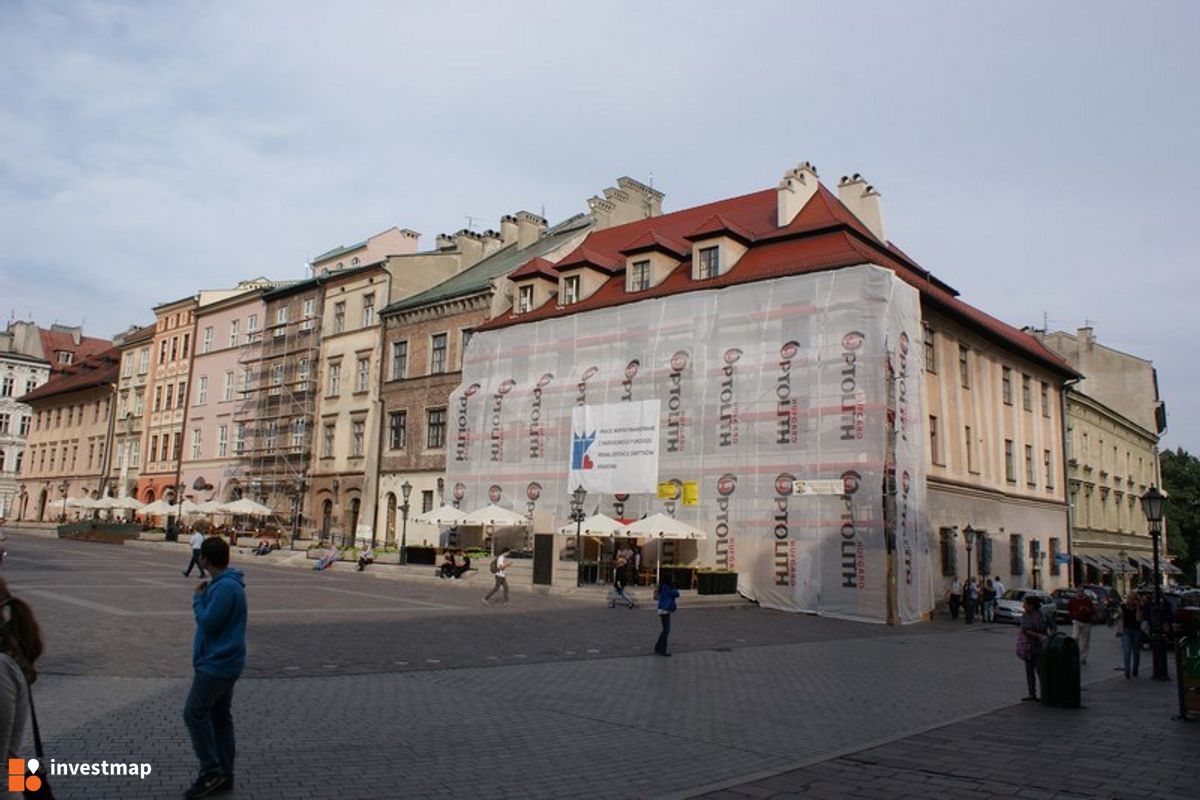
[[995, 588, 1055, 624], [1081, 584, 1121, 624]]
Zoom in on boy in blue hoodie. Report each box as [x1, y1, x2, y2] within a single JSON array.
[[183, 536, 247, 799]]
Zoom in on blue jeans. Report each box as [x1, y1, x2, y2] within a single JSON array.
[[655, 613, 671, 653], [1120, 630, 1142, 676], [184, 671, 238, 778]]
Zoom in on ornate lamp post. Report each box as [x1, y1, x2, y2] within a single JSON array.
[[1140, 485, 1169, 681], [58, 480, 69, 521], [1117, 548, 1129, 594], [399, 480, 412, 565], [570, 486, 587, 586], [963, 525, 976, 589], [18, 487, 28, 521]]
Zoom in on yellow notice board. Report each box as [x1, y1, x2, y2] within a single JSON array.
[[682, 481, 699, 506]]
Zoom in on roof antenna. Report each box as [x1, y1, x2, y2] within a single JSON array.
[[464, 215, 482, 231]]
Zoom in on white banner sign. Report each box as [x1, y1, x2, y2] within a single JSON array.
[[570, 400, 661, 494]]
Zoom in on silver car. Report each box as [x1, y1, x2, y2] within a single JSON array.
[[995, 588, 1055, 624]]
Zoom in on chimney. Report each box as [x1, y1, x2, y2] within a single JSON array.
[[587, 195, 615, 229], [452, 229, 485, 268], [481, 229, 503, 257], [500, 215, 519, 246], [1077, 326, 1094, 350], [777, 161, 819, 226], [435, 233, 455, 251], [515, 211, 546, 249], [837, 173, 886, 243], [590, 176, 664, 230], [617, 176, 663, 218]]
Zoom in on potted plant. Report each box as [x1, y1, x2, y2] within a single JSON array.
[[695, 569, 738, 595]]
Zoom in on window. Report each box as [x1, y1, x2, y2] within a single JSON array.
[[422, 490, 434, 514], [517, 284, 534, 314], [18, 416, 29, 436], [388, 411, 407, 450], [176, 380, 186, 408], [1002, 367, 1012, 405], [191, 429, 202, 459], [1041, 382, 1050, 417], [1011, 534, 1025, 576], [291, 419, 305, 448], [159, 340, 167, 364], [697, 246, 719, 279], [630, 260, 650, 291], [1021, 375, 1032, 411], [265, 420, 278, 450], [323, 424, 335, 457], [247, 314, 259, 342], [328, 363, 341, 395], [296, 358, 311, 391], [181, 333, 190, 358], [139, 348, 149, 372], [929, 415, 942, 464], [122, 355, 133, 377], [351, 421, 364, 457], [57, 350, 73, 365], [427, 408, 447, 449], [391, 341, 408, 380], [134, 394, 143, 416], [430, 334, 447, 374], [1, 375, 12, 397], [561, 275, 580, 306], [24, 378, 35, 394], [301, 298, 315, 331], [217, 425, 228, 457], [241, 367, 252, 392], [154, 386, 163, 411], [223, 371, 235, 402], [964, 425, 975, 472], [1004, 439, 1015, 482], [170, 336, 178, 361], [0, 414, 8, 433], [229, 320, 240, 348], [270, 364, 283, 396], [940, 528, 958, 576], [1025, 444, 1035, 484], [333, 302, 345, 334], [958, 345, 970, 389], [923, 324, 936, 373], [362, 293, 375, 327], [1044, 450, 1054, 489], [234, 423, 245, 455], [355, 357, 370, 392], [275, 307, 288, 336]]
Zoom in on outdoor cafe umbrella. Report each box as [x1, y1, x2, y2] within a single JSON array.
[[619, 513, 708, 585], [66, 496, 98, 509], [555, 512, 625, 538], [461, 504, 531, 527], [192, 499, 225, 515], [217, 497, 274, 516], [411, 504, 469, 526], [138, 499, 181, 518]]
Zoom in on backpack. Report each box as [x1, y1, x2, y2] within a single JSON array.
[[489, 557, 499, 574]]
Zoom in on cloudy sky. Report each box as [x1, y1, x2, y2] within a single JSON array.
[[1, 1, 1196, 451]]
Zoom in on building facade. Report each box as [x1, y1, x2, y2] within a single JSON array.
[[137, 297, 197, 504], [108, 325, 155, 500]]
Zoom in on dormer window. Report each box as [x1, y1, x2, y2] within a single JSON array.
[[56, 351, 73, 365], [697, 247, 719, 280], [629, 260, 651, 292], [562, 275, 581, 305], [517, 285, 534, 314]]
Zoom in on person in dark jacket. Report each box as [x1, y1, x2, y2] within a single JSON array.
[[183, 536, 247, 799], [654, 578, 680, 656]]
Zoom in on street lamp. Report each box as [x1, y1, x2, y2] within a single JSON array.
[[58, 480, 69, 521], [1140, 485, 1169, 681], [18, 488, 27, 521], [399, 480, 412, 565], [570, 486, 587, 587], [292, 476, 305, 543], [1118, 548, 1129, 594], [963, 526, 975, 622]]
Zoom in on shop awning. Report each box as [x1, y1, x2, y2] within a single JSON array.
[[1163, 563, 1183, 575], [1131, 556, 1155, 570], [1075, 554, 1104, 569]]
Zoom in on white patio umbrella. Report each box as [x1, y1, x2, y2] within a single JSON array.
[[179, 499, 204, 516], [106, 495, 145, 510], [411, 504, 469, 526], [66, 496, 98, 509], [461, 504, 530, 527], [139, 499, 181, 517], [620, 513, 708, 585], [556, 512, 625, 537], [193, 499, 225, 515], [218, 497, 274, 516]]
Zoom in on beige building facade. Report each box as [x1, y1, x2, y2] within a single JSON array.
[[109, 325, 155, 499]]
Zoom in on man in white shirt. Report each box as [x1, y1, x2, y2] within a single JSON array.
[[481, 547, 511, 606], [993, 575, 1005, 600], [184, 531, 208, 578]]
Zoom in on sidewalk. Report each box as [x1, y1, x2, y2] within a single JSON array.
[[689, 661, 1199, 799]]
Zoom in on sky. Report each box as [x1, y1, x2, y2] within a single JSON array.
[[1, 0, 1197, 452]]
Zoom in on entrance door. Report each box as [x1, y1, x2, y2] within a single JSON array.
[[321, 500, 332, 536], [348, 498, 361, 542]]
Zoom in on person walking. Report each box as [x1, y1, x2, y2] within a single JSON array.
[[964, 577, 979, 625], [982, 579, 996, 623], [183, 536, 247, 799], [481, 547, 511, 606], [946, 576, 962, 620], [1117, 591, 1143, 679], [653, 578, 680, 656], [0, 578, 44, 792], [1068, 587, 1096, 665], [608, 555, 637, 609], [1018, 594, 1050, 701], [183, 530, 208, 578]]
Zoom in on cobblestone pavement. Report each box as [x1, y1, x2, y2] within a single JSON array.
[[6, 531, 1196, 799]]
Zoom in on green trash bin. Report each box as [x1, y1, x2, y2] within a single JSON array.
[[1038, 632, 1081, 708]]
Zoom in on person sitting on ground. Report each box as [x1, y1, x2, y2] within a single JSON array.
[[357, 545, 375, 572], [452, 549, 471, 579], [252, 540, 272, 556], [437, 550, 455, 579], [313, 543, 339, 571]]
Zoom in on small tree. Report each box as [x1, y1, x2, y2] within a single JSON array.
[[1161, 447, 1200, 581]]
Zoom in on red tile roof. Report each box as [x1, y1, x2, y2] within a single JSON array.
[[484, 182, 1078, 378], [18, 346, 121, 404], [38, 327, 112, 375], [684, 213, 755, 244], [507, 257, 561, 282], [619, 230, 690, 258]]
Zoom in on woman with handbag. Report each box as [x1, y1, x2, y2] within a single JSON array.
[[1018, 594, 1050, 701], [0, 576, 47, 798]]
